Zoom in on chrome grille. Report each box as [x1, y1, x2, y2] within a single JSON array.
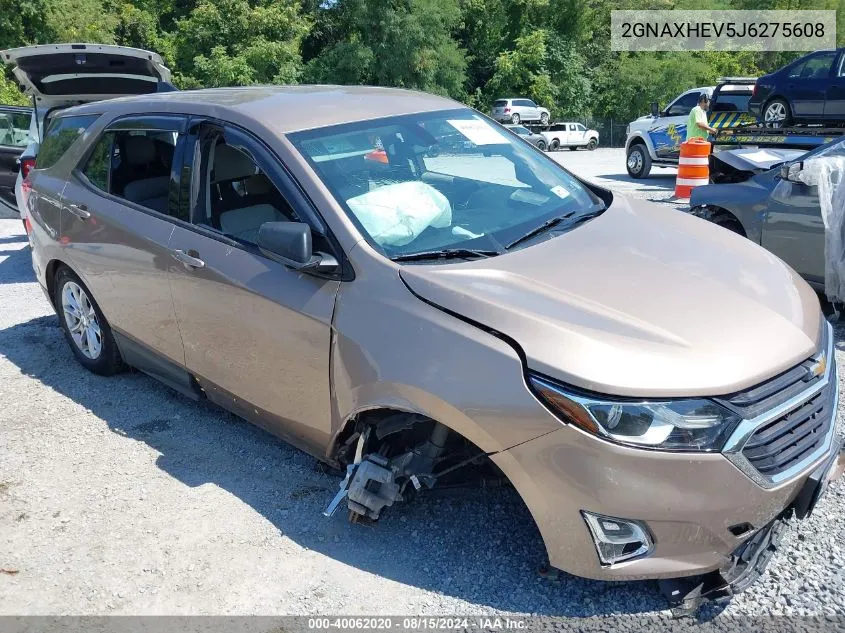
[[740, 383, 834, 477], [722, 322, 839, 488]]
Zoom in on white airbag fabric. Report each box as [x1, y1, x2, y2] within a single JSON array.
[[796, 149, 845, 302], [346, 182, 452, 247]]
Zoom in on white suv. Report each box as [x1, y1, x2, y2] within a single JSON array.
[[491, 98, 550, 125]]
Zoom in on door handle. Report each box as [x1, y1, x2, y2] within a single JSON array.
[[65, 203, 90, 220], [171, 249, 205, 269]]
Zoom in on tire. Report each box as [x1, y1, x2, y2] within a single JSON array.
[[510, 113, 521, 124], [536, 140, 547, 151], [54, 266, 124, 376], [763, 98, 792, 128], [587, 139, 597, 151], [540, 112, 549, 126], [709, 213, 744, 236], [626, 143, 651, 178], [549, 138, 560, 151]]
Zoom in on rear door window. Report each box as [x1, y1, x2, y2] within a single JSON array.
[[80, 117, 185, 218], [36, 114, 99, 169]]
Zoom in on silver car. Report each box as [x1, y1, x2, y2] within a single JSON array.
[[492, 98, 550, 125]]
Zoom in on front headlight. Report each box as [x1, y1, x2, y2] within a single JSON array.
[[529, 375, 741, 451]]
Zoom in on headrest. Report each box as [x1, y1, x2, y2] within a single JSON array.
[[213, 144, 257, 182], [245, 174, 272, 195], [124, 135, 156, 165]]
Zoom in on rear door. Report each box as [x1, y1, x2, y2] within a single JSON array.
[[824, 51, 845, 120], [0, 106, 33, 210], [788, 51, 836, 118], [59, 114, 188, 373], [167, 120, 340, 453]]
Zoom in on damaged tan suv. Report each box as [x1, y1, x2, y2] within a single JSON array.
[[20, 85, 844, 612]]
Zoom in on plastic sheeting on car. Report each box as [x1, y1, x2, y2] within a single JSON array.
[[796, 144, 845, 303], [346, 181, 452, 247]]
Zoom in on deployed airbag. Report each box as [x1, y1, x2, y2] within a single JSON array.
[[796, 148, 845, 302], [346, 181, 452, 247]]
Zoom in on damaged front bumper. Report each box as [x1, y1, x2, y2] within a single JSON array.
[[660, 442, 845, 616]]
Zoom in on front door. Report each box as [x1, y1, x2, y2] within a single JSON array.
[[0, 107, 32, 211], [60, 115, 188, 367], [649, 91, 699, 160], [168, 121, 340, 453], [762, 174, 824, 286]]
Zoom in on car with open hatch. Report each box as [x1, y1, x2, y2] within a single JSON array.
[[2, 43, 174, 220], [21, 85, 844, 612]]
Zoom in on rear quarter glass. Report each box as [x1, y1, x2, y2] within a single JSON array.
[[35, 114, 100, 170]]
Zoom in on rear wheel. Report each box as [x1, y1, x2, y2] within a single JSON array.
[[549, 138, 560, 151], [536, 140, 547, 151], [626, 143, 651, 178], [763, 98, 792, 128], [510, 113, 521, 124], [539, 112, 549, 126], [54, 267, 124, 375]]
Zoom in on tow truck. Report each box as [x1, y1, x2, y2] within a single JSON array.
[[625, 78, 757, 178]]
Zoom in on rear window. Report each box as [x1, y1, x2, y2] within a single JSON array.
[[36, 114, 99, 170], [712, 93, 751, 112], [493, 100, 508, 107]]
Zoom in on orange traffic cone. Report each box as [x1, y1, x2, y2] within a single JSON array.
[[674, 138, 711, 198]]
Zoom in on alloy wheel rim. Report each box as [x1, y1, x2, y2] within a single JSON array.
[[627, 150, 642, 171], [61, 281, 102, 360], [765, 102, 786, 121]]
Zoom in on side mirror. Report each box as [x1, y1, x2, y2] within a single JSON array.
[[780, 161, 804, 183], [650, 102, 660, 117], [257, 221, 338, 274]]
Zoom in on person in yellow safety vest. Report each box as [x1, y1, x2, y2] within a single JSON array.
[[686, 93, 717, 141]]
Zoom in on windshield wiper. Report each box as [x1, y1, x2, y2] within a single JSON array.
[[505, 213, 575, 250], [391, 248, 501, 262], [505, 206, 605, 250]]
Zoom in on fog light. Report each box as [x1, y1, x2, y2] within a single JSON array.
[[581, 511, 653, 565]]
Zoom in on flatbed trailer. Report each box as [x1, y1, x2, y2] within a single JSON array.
[[713, 125, 845, 151], [708, 125, 845, 183]]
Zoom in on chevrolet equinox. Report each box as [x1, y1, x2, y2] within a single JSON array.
[[20, 86, 844, 611]]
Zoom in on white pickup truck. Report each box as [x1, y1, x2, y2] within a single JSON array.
[[539, 122, 599, 151]]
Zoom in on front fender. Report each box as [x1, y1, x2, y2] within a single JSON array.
[[625, 131, 656, 158], [328, 244, 561, 458], [689, 181, 770, 244]]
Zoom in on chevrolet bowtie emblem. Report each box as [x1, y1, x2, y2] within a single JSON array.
[[809, 354, 827, 379]]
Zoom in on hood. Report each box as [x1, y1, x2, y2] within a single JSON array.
[[399, 197, 821, 398], [2, 44, 172, 110], [714, 147, 806, 173]]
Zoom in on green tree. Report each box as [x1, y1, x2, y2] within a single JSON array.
[[304, 0, 468, 98], [173, 0, 308, 87]]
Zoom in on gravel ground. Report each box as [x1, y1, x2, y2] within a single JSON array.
[[0, 154, 843, 622]]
